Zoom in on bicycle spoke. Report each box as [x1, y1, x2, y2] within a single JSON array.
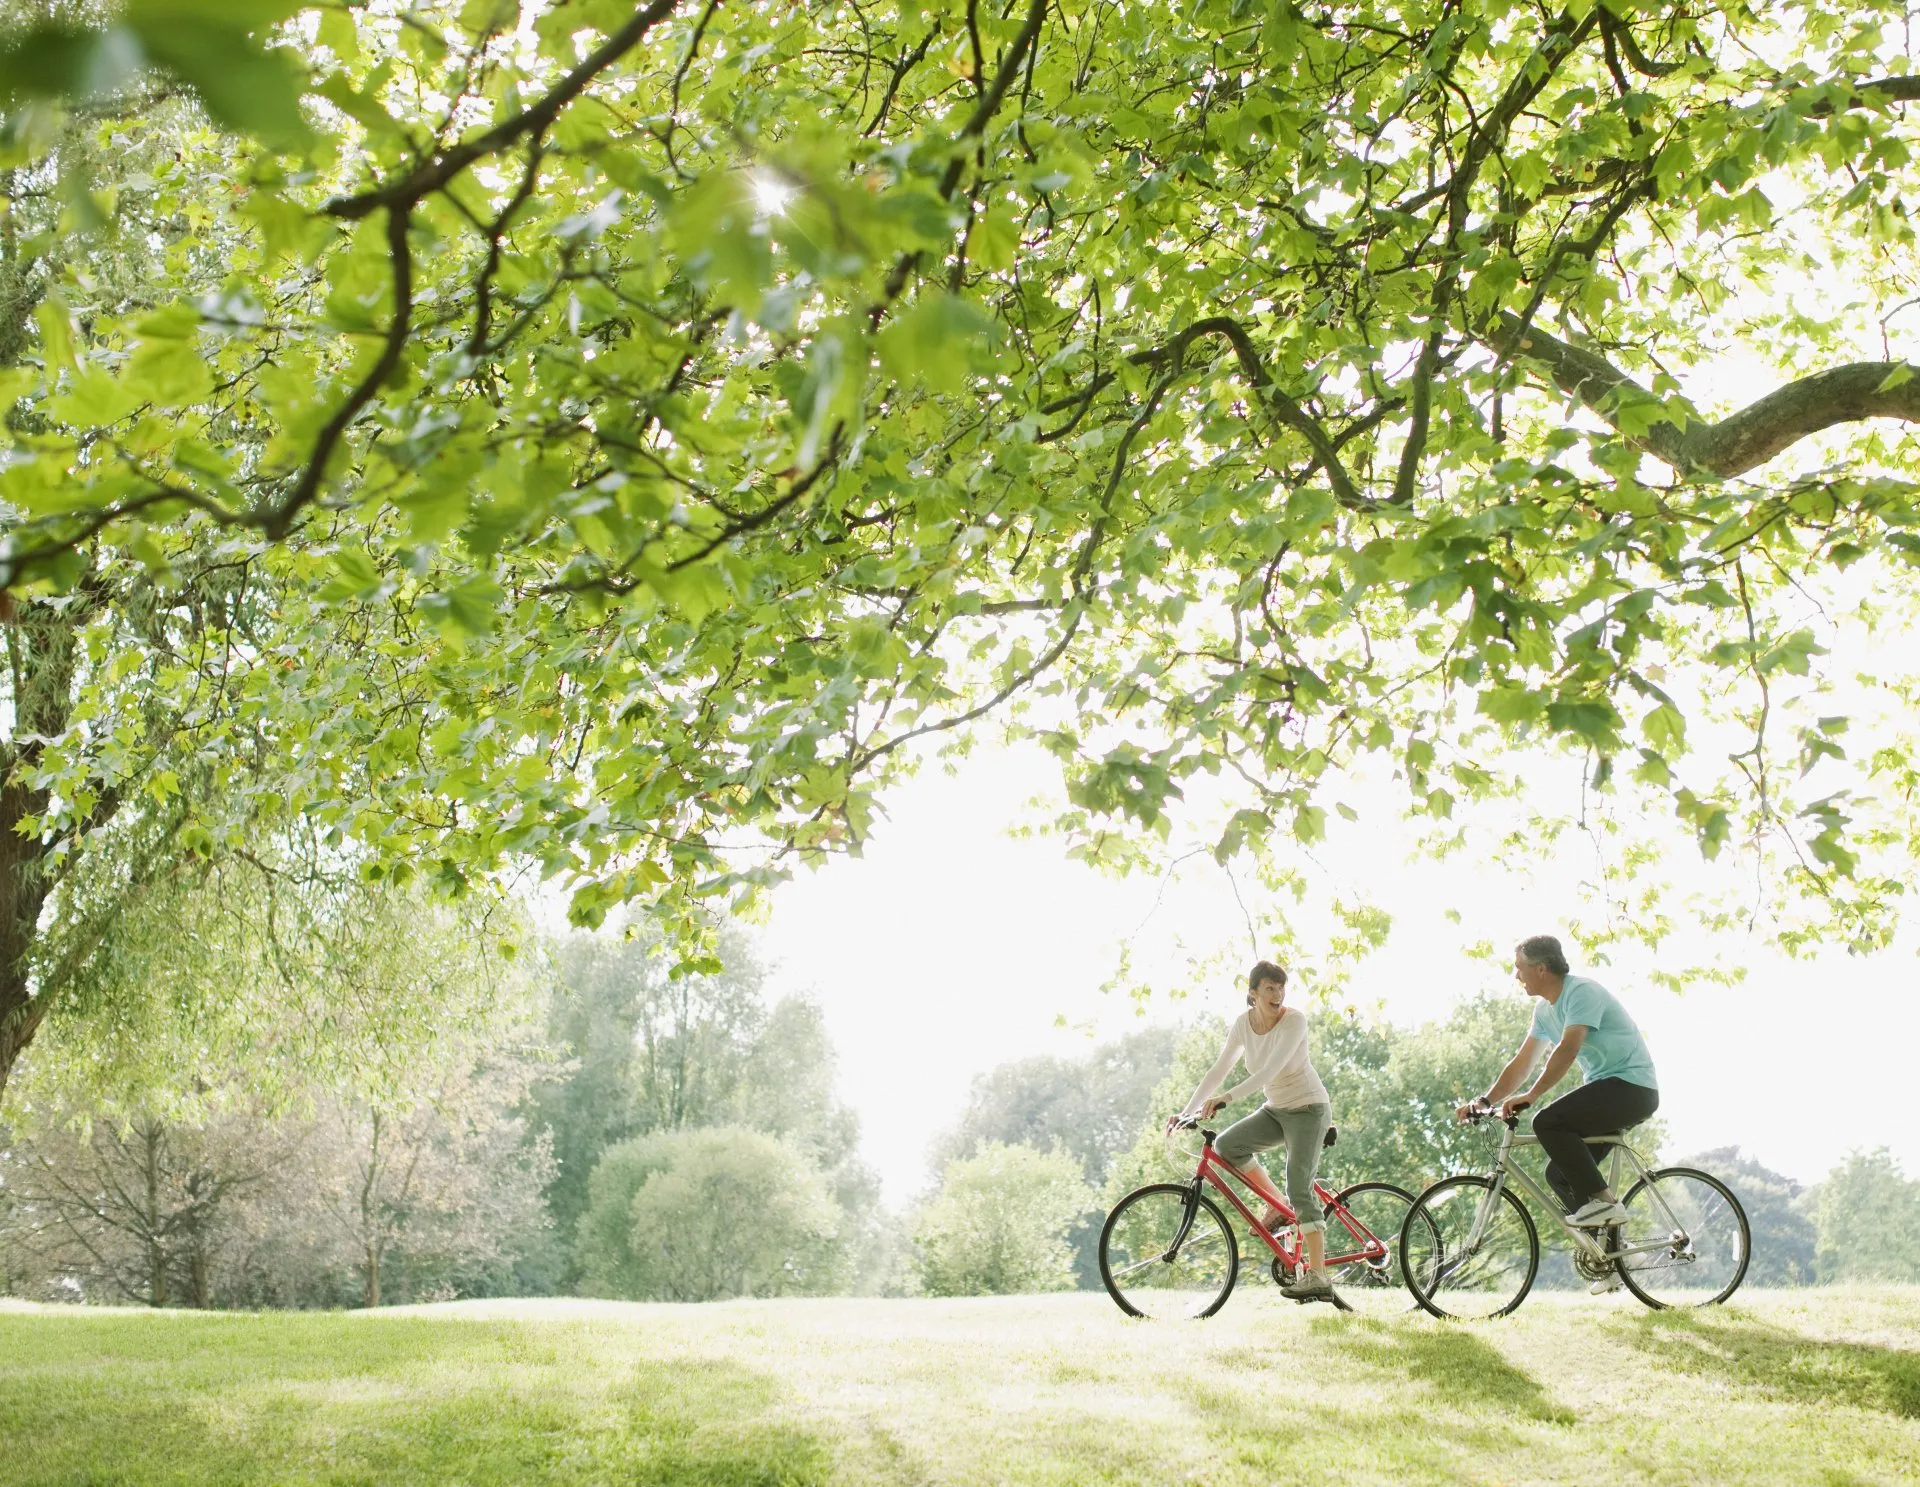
[[1401, 1176, 1539, 1320], [1099, 1185, 1239, 1320], [1615, 1168, 1749, 1310], [1108, 1230, 1227, 1279]]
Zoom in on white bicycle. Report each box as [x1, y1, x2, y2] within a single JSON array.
[[1399, 1106, 1750, 1319]]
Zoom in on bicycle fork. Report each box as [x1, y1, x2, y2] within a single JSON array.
[[1160, 1180, 1203, 1264]]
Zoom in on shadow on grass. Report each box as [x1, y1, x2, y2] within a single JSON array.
[[0, 1314, 834, 1487], [1623, 1309, 1920, 1420], [1310, 1315, 1575, 1425]]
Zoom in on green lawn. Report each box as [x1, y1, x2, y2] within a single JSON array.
[[2, 1288, 1914, 1486]]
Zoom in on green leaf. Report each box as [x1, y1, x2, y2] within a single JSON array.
[[970, 206, 1020, 272], [418, 576, 507, 639], [35, 298, 76, 374], [1477, 687, 1545, 726], [128, 336, 214, 407], [667, 171, 771, 309], [1545, 699, 1619, 742], [1642, 703, 1686, 754], [877, 294, 996, 393], [320, 547, 384, 602], [135, 26, 314, 149]]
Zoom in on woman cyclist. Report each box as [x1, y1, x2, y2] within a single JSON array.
[[1173, 959, 1336, 1302]]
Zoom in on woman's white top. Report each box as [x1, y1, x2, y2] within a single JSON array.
[[1180, 1007, 1329, 1117]]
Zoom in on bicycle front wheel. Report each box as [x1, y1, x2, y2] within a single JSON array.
[[1401, 1175, 1539, 1320], [1099, 1183, 1239, 1320], [1322, 1183, 1423, 1317], [1615, 1166, 1750, 1310]]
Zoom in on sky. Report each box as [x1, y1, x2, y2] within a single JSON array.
[[756, 740, 1920, 1207]]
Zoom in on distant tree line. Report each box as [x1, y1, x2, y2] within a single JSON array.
[[4, 868, 1915, 1305], [0, 876, 893, 1306]]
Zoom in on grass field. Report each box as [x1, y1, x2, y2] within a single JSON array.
[[2, 1287, 1915, 1486]]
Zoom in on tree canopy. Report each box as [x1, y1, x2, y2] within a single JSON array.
[[7, 0, 1920, 1097]]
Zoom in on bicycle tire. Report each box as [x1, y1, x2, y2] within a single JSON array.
[[1099, 1183, 1239, 1320], [1614, 1166, 1750, 1310], [1400, 1175, 1539, 1320]]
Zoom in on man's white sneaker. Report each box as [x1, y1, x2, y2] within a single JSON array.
[[1567, 1198, 1630, 1228], [1589, 1273, 1623, 1296]]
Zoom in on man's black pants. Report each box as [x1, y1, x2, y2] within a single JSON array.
[[1531, 1077, 1660, 1209]]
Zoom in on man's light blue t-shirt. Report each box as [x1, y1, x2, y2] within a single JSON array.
[[1528, 975, 1658, 1090]]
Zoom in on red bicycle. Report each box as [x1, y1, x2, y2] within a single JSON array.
[[1097, 1116, 1426, 1318]]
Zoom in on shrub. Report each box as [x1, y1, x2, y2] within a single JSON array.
[[577, 1126, 843, 1301], [912, 1142, 1091, 1296]]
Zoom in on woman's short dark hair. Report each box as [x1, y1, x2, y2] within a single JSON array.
[[1516, 935, 1570, 976], [1246, 960, 1288, 1004]]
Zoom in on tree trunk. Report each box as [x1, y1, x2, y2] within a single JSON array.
[[144, 1123, 168, 1308], [364, 1243, 381, 1309], [0, 783, 53, 1109], [189, 1244, 210, 1309], [0, 597, 88, 1109]]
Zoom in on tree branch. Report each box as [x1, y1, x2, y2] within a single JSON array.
[[1496, 312, 1920, 478], [325, 0, 686, 221]]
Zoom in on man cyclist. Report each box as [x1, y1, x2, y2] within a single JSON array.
[[1457, 935, 1659, 1288]]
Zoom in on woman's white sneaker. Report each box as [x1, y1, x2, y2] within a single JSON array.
[[1567, 1198, 1630, 1227], [1589, 1273, 1623, 1295]]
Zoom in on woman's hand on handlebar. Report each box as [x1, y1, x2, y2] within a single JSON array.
[[1499, 1095, 1534, 1121], [1455, 1098, 1491, 1123], [1168, 1098, 1226, 1131]]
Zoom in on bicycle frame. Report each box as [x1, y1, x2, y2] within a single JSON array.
[[1467, 1122, 1695, 1264], [1186, 1134, 1389, 1272]]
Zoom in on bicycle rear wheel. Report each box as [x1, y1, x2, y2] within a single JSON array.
[[1401, 1175, 1539, 1320], [1615, 1166, 1750, 1310], [1099, 1183, 1239, 1319], [1322, 1182, 1424, 1317]]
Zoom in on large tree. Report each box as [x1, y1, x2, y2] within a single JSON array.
[[7, 1, 1920, 1102]]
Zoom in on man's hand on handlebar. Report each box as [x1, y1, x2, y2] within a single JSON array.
[[1456, 1092, 1537, 1123]]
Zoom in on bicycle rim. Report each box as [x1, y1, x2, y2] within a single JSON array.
[[1401, 1175, 1539, 1320], [1099, 1183, 1239, 1320], [1615, 1167, 1750, 1309], [1324, 1183, 1422, 1317]]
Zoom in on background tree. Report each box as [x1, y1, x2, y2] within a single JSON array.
[[0, 1017, 558, 1309], [928, 1025, 1182, 1189], [309, 1037, 555, 1310], [1813, 1148, 1920, 1284], [926, 1024, 1180, 1286], [0, 1095, 298, 1306], [912, 1141, 1090, 1297], [1685, 1145, 1817, 1287], [0, 855, 556, 1307], [575, 1125, 844, 1303], [530, 922, 763, 1253]]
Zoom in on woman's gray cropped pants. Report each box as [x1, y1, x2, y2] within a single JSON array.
[[1215, 1102, 1331, 1232]]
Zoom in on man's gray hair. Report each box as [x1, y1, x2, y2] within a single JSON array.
[[1516, 935, 1570, 976]]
